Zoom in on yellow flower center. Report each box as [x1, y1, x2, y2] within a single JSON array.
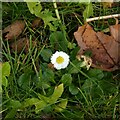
[[56, 56, 64, 64]]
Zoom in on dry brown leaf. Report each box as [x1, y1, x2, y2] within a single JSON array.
[[109, 24, 120, 42], [10, 37, 36, 53], [101, 0, 114, 8], [74, 23, 120, 71], [31, 18, 42, 28], [3, 20, 25, 41], [10, 37, 29, 53], [48, 63, 54, 70]]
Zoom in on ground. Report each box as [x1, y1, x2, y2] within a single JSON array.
[[1, 2, 120, 120]]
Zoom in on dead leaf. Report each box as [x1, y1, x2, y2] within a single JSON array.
[[3, 20, 25, 41], [10, 37, 29, 53], [74, 23, 120, 71], [48, 63, 54, 70], [109, 24, 120, 43], [101, 0, 114, 8], [10, 37, 36, 53], [31, 18, 43, 28]]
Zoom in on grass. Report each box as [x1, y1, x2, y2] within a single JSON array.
[[1, 2, 120, 120]]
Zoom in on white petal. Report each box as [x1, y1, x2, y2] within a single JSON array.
[[54, 63, 62, 70], [50, 51, 70, 70]]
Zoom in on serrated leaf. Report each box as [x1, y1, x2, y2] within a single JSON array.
[[41, 9, 57, 26], [49, 84, 64, 104], [54, 99, 68, 112], [41, 49, 52, 62], [25, 1, 42, 15], [61, 74, 72, 86], [26, 2, 57, 31], [83, 3, 93, 21], [69, 84, 79, 95]]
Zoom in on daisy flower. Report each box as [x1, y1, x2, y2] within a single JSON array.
[[51, 51, 70, 70]]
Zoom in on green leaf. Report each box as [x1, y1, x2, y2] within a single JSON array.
[[17, 73, 31, 89], [2, 76, 8, 87], [43, 68, 55, 83], [69, 84, 79, 95], [83, 3, 93, 21], [25, 2, 58, 31], [9, 100, 21, 109], [99, 80, 117, 95], [41, 49, 52, 62], [22, 97, 48, 113], [40, 9, 57, 31], [54, 99, 68, 112], [37, 93, 49, 103], [70, 47, 80, 60], [81, 79, 93, 93], [0, 86, 2, 93], [49, 31, 68, 51], [41, 83, 51, 89], [2, 62, 10, 77], [68, 42, 76, 49], [81, 79, 104, 98], [49, 84, 64, 104], [5, 100, 21, 119], [35, 100, 47, 113], [43, 105, 52, 113], [22, 98, 40, 108], [25, 1, 42, 15], [61, 74, 72, 86], [87, 69, 104, 80], [67, 60, 82, 74], [5, 108, 18, 119]]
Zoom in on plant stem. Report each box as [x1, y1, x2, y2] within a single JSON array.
[[53, 0, 60, 21], [86, 14, 120, 22]]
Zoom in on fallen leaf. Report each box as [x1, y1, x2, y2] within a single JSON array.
[[109, 24, 120, 43], [3, 20, 25, 41], [31, 18, 43, 28], [10, 37, 29, 53], [74, 23, 120, 71], [48, 63, 54, 70], [101, 0, 114, 8], [10, 37, 36, 53]]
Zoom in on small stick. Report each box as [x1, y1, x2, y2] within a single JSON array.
[[86, 14, 120, 22]]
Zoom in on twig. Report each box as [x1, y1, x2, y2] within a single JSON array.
[[86, 14, 120, 22]]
